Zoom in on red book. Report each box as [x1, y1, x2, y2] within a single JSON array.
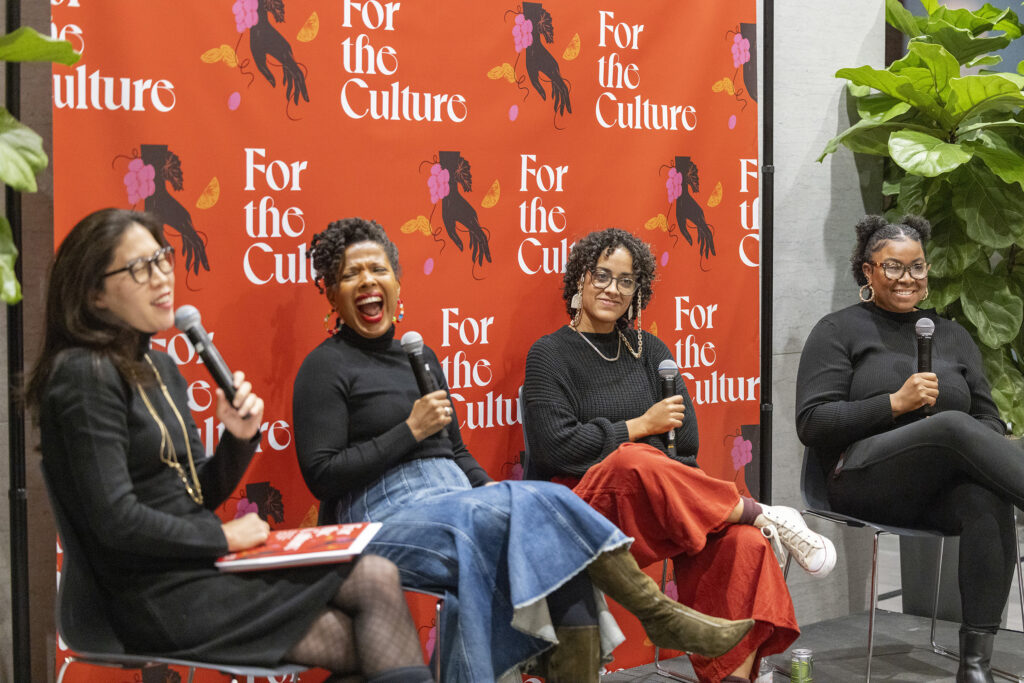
[[216, 522, 382, 572]]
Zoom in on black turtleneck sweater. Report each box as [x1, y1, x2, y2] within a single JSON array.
[[293, 325, 492, 512], [796, 302, 1004, 473], [524, 326, 699, 481]]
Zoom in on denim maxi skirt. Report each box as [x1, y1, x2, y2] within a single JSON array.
[[333, 457, 629, 682]]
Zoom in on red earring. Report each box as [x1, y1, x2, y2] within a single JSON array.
[[393, 299, 405, 323]]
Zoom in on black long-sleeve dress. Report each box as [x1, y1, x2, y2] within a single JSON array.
[[40, 346, 345, 665]]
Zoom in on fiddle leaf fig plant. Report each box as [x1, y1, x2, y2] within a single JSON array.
[[820, 0, 1024, 433], [0, 27, 80, 304]]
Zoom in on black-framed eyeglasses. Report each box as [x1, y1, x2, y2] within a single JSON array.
[[871, 260, 930, 281], [103, 246, 175, 284], [590, 268, 638, 295]]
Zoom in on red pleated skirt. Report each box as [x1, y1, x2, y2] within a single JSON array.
[[563, 442, 799, 682]]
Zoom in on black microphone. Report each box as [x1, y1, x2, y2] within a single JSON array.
[[174, 305, 236, 403], [400, 330, 448, 438], [658, 359, 679, 450], [915, 317, 935, 416]]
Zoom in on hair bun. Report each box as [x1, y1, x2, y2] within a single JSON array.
[[899, 214, 932, 243], [854, 215, 888, 242]]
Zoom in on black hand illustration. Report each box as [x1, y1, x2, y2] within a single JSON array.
[[250, 0, 309, 105], [141, 144, 210, 275], [439, 151, 492, 267], [523, 2, 571, 117], [673, 156, 716, 259]]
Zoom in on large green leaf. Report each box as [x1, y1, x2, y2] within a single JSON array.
[[929, 6, 997, 34], [961, 264, 1024, 347], [964, 129, 1024, 191], [0, 27, 79, 66], [886, 0, 925, 37], [836, 65, 948, 125], [818, 119, 926, 161], [921, 274, 962, 312], [856, 93, 913, 122], [972, 3, 1024, 40], [967, 54, 1003, 68], [946, 74, 1024, 122], [954, 163, 1024, 247], [0, 216, 19, 304], [0, 107, 46, 192], [926, 23, 1012, 64], [981, 345, 1024, 434], [895, 173, 930, 215], [908, 41, 961, 100], [927, 218, 982, 277], [889, 130, 973, 176]]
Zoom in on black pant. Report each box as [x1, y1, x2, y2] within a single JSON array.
[[828, 411, 1020, 631]]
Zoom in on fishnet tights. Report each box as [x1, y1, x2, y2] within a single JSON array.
[[284, 555, 424, 676]]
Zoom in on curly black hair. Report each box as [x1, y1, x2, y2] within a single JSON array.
[[562, 228, 656, 329], [850, 214, 932, 286], [308, 217, 402, 293]]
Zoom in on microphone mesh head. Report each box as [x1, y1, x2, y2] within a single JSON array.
[[658, 359, 678, 378], [400, 331, 424, 354], [174, 304, 201, 331], [915, 317, 936, 339]]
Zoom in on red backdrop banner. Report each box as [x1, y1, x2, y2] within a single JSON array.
[[51, 0, 758, 678]]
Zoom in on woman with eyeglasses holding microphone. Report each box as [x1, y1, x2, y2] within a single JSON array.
[[29, 208, 437, 682], [796, 214, 1024, 682], [524, 228, 837, 683]]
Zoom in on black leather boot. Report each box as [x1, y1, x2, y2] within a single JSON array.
[[956, 628, 996, 683]]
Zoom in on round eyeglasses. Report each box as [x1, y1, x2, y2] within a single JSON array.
[[103, 246, 175, 284], [871, 260, 930, 281], [590, 268, 638, 295]]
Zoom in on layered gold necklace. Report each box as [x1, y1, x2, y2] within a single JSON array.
[[136, 355, 204, 505]]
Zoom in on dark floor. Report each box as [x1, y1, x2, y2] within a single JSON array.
[[603, 610, 1024, 682]]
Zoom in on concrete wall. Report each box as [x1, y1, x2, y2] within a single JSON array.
[[770, 3, 887, 625]]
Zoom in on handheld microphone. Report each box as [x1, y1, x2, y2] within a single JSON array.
[[400, 330, 448, 438], [915, 317, 935, 416], [658, 359, 679, 450], [174, 305, 236, 403]]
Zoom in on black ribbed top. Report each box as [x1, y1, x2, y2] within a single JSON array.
[[796, 302, 1004, 472], [524, 325, 699, 480]]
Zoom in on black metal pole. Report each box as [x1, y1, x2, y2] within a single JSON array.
[[6, 0, 30, 680], [759, 0, 775, 505]]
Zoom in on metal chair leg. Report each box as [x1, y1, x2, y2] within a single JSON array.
[[653, 559, 698, 681], [865, 530, 882, 683], [929, 517, 1024, 682]]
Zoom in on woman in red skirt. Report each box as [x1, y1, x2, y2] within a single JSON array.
[[524, 228, 836, 682]]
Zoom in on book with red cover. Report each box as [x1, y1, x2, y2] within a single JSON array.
[[216, 522, 382, 572]]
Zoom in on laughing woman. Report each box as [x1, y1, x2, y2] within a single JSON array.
[[29, 209, 435, 682], [524, 228, 836, 683], [292, 217, 754, 683]]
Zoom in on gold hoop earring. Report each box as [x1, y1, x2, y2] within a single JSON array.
[[859, 284, 874, 303]]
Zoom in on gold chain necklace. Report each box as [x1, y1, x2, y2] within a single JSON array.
[[137, 355, 204, 505], [572, 326, 621, 362], [619, 329, 643, 359]]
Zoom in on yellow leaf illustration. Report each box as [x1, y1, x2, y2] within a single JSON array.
[[563, 33, 581, 61], [649, 321, 658, 336], [481, 179, 500, 208], [486, 63, 516, 83], [196, 177, 220, 209], [299, 504, 319, 528], [707, 181, 723, 208], [644, 214, 668, 232], [401, 216, 431, 236], [712, 77, 735, 95], [297, 11, 319, 42], [201, 45, 238, 68]]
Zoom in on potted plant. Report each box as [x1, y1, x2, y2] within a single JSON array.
[[820, 0, 1024, 432], [0, 26, 79, 303]]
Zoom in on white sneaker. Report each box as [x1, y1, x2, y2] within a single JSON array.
[[754, 505, 837, 577]]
